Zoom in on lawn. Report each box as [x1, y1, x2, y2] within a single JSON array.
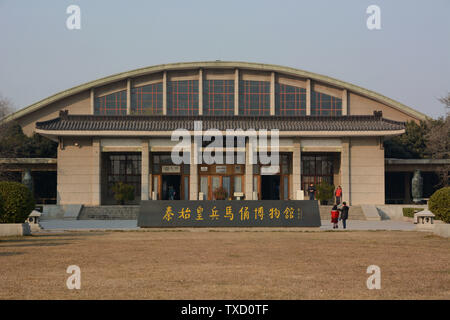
[[0, 229, 449, 299]]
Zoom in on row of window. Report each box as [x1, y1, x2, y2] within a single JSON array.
[[94, 80, 342, 116]]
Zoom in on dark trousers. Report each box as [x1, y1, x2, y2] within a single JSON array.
[[336, 196, 341, 204], [309, 193, 314, 200], [342, 218, 347, 229]]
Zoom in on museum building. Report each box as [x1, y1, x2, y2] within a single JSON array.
[[2, 61, 428, 206]]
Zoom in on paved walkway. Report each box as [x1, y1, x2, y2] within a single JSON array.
[[39, 219, 415, 232]]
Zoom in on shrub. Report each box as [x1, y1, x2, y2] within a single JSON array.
[[316, 181, 335, 205], [428, 187, 450, 223], [111, 182, 135, 205], [402, 207, 424, 218], [0, 181, 35, 223], [213, 186, 228, 200]]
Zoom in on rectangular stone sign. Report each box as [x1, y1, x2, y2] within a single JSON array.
[[138, 200, 321, 227]]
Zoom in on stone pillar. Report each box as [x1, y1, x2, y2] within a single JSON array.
[[163, 71, 167, 115], [90, 88, 95, 114], [270, 72, 275, 115], [340, 138, 351, 205], [245, 138, 254, 200], [342, 89, 348, 115], [234, 69, 239, 116], [189, 137, 198, 200], [306, 79, 311, 115], [126, 78, 131, 115], [141, 140, 149, 201], [292, 139, 301, 199], [198, 69, 203, 115], [92, 138, 101, 206]]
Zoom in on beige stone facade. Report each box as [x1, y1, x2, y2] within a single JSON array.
[[2, 62, 427, 206]]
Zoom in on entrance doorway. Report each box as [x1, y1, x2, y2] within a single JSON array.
[[162, 175, 181, 200], [261, 175, 280, 200]]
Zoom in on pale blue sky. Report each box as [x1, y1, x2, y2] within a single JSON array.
[[0, 0, 449, 118]]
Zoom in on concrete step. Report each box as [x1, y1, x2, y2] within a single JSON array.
[[78, 206, 140, 220], [319, 205, 366, 220]]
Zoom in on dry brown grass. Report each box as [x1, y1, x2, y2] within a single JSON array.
[[0, 230, 449, 300]]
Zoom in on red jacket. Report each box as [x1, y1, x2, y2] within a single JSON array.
[[331, 210, 340, 219], [335, 188, 342, 197]]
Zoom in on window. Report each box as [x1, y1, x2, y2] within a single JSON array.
[[203, 80, 234, 115], [311, 91, 342, 116], [275, 84, 306, 116], [167, 80, 199, 115], [239, 80, 270, 115], [104, 153, 141, 203], [94, 90, 127, 115], [301, 154, 334, 193], [131, 83, 163, 115]]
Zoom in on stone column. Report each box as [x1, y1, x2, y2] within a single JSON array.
[[270, 72, 275, 115], [126, 78, 131, 115], [189, 137, 198, 200], [245, 138, 254, 200], [342, 89, 348, 115], [92, 138, 101, 206], [306, 79, 311, 115], [141, 140, 149, 201], [234, 69, 239, 115], [90, 88, 95, 114], [340, 138, 351, 205], [163, 71, 167, 115], [292, 139, 301, 199], [198, 69, 203, 115]]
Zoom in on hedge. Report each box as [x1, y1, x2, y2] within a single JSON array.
[[403, 208, 424, 218], [428, 187, 450, 223], [0, 181, 35, 223]]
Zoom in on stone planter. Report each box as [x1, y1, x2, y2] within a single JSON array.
[[0, 223, 31, 237]]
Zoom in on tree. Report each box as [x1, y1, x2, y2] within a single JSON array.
[[425, 93, 450, 187], [0, 95, 13, 119], [384, 120, 429, 159], [0, 96, 57, 159]]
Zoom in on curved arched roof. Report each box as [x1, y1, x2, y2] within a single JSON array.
[[2, 61, 427, 122]]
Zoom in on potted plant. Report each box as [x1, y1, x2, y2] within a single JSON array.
[[213, 186, 228, 200], [111, 182, 135, 205], [316, 181, 335, 205]]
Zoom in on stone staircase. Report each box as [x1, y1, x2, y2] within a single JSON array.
[[319, 205, 366, 220], [78, 206, 140, 220]]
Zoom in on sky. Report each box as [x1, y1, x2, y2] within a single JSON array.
[[0, 0, 449, 118]]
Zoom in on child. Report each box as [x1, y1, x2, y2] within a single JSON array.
[[331, 204, 340, 229]]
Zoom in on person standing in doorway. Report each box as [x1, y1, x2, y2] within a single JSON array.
[[331, 205, 340, 229], [339, 201, 349, 229], [307, 183, 316, 200], [335, 185, 343, 204]]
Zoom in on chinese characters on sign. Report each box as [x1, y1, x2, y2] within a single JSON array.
[[139, 200, 320, 228]]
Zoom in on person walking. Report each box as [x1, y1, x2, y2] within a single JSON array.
[[335, 186, 343, 204], [339, 201, 349, 229], [331, 204, 340, 229], [307, 183, 316, 200]]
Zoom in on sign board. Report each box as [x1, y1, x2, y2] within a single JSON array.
[[261, 165, 280, 175], [162, 165, 180, 173], [215, 166, 227, 173], [138, 200, 321, 227]]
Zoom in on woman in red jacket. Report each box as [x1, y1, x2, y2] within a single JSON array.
[[335, 186, 342, 204], [331, 205, 340, 229]]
